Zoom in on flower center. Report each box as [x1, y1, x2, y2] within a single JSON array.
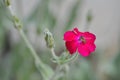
[[79, 36, 86, 43]]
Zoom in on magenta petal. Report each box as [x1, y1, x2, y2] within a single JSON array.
[[73, 28, 82, 36], [83, 32, 96, 43], [86, 43, 96, 52], [64, 31, 78, 41], [78, 44, 90, 57], [65, 41, 78, 54]]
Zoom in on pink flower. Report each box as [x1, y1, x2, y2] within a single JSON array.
[[64, 28, 96, 57]]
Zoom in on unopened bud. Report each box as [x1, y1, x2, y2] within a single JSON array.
[[44, 29, 55, 48], [13, 16, 22, 30]]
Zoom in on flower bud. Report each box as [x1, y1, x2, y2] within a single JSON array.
[[44, 29, 55, 48], [13, 16, 22, 30]]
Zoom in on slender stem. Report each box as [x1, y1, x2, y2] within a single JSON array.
[[49, 53, 78, 80], [49, 65, 62, 80], [50, 48, 58, 60], [64, 65, 69, 80], [19, 29, 42, 63], [63, 53, 78, 64], [6, 0, 42, 64], [5, 1, 54, 80]]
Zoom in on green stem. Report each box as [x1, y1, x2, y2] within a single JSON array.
[[63, 53, 78, 64], [5, 1, 54, 80], [50, 48, 58, 60], [49, 53, 78, 80], [49, 65, 62, 80], [5, 0, 43, 64], [18, 28, 53, 80], [19, 29, 40, 61], [19, 28, 54, 80]]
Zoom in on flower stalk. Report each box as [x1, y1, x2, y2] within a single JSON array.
[[44, 28, 79, 80], [5, 0, 53, 80], [50, 48, 58, 60]]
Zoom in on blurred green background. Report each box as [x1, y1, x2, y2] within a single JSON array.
[[0, 0, 120, 80]]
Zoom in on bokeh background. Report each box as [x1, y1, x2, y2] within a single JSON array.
[[0, 0, 120, 80]]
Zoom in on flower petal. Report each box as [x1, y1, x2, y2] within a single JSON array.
[[73, 28, 82, 36], [65, 40, 78, 54], [83, 32, 96, 43], [78, 44, 90, 57], [64, 31, 78, 41], [86, 43, 96, 52]]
